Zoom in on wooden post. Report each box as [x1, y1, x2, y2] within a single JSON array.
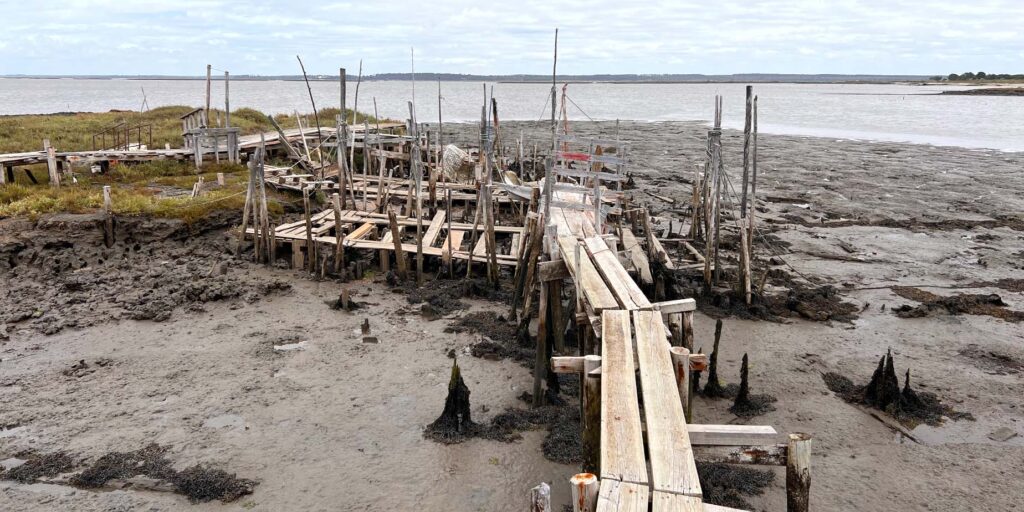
[[332, 193, 345, 274], [682, 312, 695, 351], [533, 280, 550, 407], [102, 185, 114, 248], [388, 210, 407, 279], [2, 164, 12, 184], [446, 186, 454, 277], [740, 220, 752, 304], [670, 347, 693, 423], [239, 160, 255, 254], [570, 473, 599, 512], [216, 172, 225, 186], [205, 64, 212, 127], [551, 280, 564, 352], [786, 433, 812, 512], [530, 482, 551, 512], [43, 139, 59, 187], [581, 354, 601, 474], [303, 185, 315, 273]]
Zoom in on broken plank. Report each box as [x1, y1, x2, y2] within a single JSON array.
[[620, 227, 653, 286], [585, 236, 650, 310], [557, 236, 619, 312], [422, 210, 447, 248]]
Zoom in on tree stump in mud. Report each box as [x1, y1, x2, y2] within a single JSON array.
[[702, 319, 726, 397], [864, 349, 900, 408], [425, 360, 475, 442]]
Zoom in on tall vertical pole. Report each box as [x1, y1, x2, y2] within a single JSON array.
[[224, 71, 231, 128], [543, 28, 558, 242], [205, 64, 212, 127], [741, 85, 753, 219]]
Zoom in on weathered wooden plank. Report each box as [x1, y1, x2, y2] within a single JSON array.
[[557, 236, 618, 312], [600, 310, 647, 486], [688, 424, 778, 446], [702, 503, 749, 512], [620, 228, 653, 286], [422, 210, 447, 248], [650, 491, 703, 512], [633, 310, 701, 497], [585, 236, 649, 310], [595, 479, 649, 512], [653, 298, 697, 315]]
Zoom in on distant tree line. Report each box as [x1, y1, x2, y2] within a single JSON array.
[[934, 72, 1024, 81]]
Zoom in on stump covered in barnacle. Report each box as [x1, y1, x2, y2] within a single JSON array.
[[425, 359, 478, 443]]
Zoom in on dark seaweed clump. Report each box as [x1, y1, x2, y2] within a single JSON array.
[[1, 452, 74, 483], [697, 461, 774, 509], [823, 350, 973, 428]]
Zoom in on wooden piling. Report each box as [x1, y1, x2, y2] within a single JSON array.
[[550, 280, 565, 352], [332, 193, 345, 274], [205, 64, 212, 127], [581, 354, 601, 474], [239, 160, 255, 255], [302, 185, 315, 273], [388, 210, 408, 279], [102, 185, 114, 248], [570, 473, 599, 512], [741, 85, 753, 218], [786, 433, 812, 512], [533, 280, 550, 407], [531, 482, 551, 512], [43, 139, 59, 187], [670, 347, 693, 423]]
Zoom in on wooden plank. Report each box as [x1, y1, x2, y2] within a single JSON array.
[[702, 504, 749, 512], [585, 236, 649, 310], [346, 222, 375, 241], [653, 299, 697, 315], [600, 310, 647, 486], [620, 228, 653, 286], [440, 230, 465, 262], [693, 444, 787, 466], [472, 232, 488, 256], [422, 210, 446, 247], [595, 479, 649, 512], [650, 491, 703, 512], [633, 310, 701, 497], [557, 236, 618, 312], [688, 424, 778, 446]]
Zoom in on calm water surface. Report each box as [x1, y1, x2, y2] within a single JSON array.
[[1, 78, 1021, 151]]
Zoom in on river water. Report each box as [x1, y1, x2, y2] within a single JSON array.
[[1, 78, 1021, 151]]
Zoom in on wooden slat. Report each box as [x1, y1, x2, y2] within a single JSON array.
[[557, 236, 618, 312], [600, 310, 647, 485], [585, 236, 649, 310], [440, 230, 465, 258], [688, 424, 778, 446], [633, 310, 702, 497], [650, 491, 703, 512], [422, 210, 447, 247], [346, 222, 375, 242], [702, 504, 750, 512], [620, 228, 653, 286], [472, 233, 487, 256], [595, 479, 649, 512]]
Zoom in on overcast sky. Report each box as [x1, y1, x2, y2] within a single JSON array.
[[1, 0, 1021, 76]]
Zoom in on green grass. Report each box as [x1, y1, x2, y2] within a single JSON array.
[[0, 105, 384, 223]]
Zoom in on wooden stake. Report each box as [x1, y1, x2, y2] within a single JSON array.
[[570, 473, 599, 512], [670, 347, 693, 423], [388, 210, 407, 279], [102, 185, 114, 248], [205, 64, 212, 127], [581, 354, 601, 474], [741, 85, 753, 219], [786, 433, 812, 512], [43, 139, 59, 187], [533, 280, 550, 407], [530, 482, 551, 512], [332, 193, 345, 274], [303, 185, 315, 273]]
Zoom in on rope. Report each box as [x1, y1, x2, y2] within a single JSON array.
[[564, 94, 596, 122]]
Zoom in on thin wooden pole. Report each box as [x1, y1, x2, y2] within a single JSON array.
[[446, 186, 454, 277], [224, 71, 231, 127], [348, 60, 362, 174], [205, 64, 212, 127], [741, 85, 753, 218], [670, 347, 693, 423], [296, 55, 326, 176], [303, 185, 315, 273]]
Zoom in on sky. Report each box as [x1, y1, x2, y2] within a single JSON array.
[[0, 0, 1021, 76]]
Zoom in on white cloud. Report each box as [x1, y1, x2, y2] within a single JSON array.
[[0, 0, 1021, 75]]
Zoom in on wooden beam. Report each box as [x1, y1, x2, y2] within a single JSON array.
[[693, 444, 787, 466], [687, 424, 778, 446], [600, 310, 647, 485], [632, 311, 701, 497], [653, 298, 697, 315]]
